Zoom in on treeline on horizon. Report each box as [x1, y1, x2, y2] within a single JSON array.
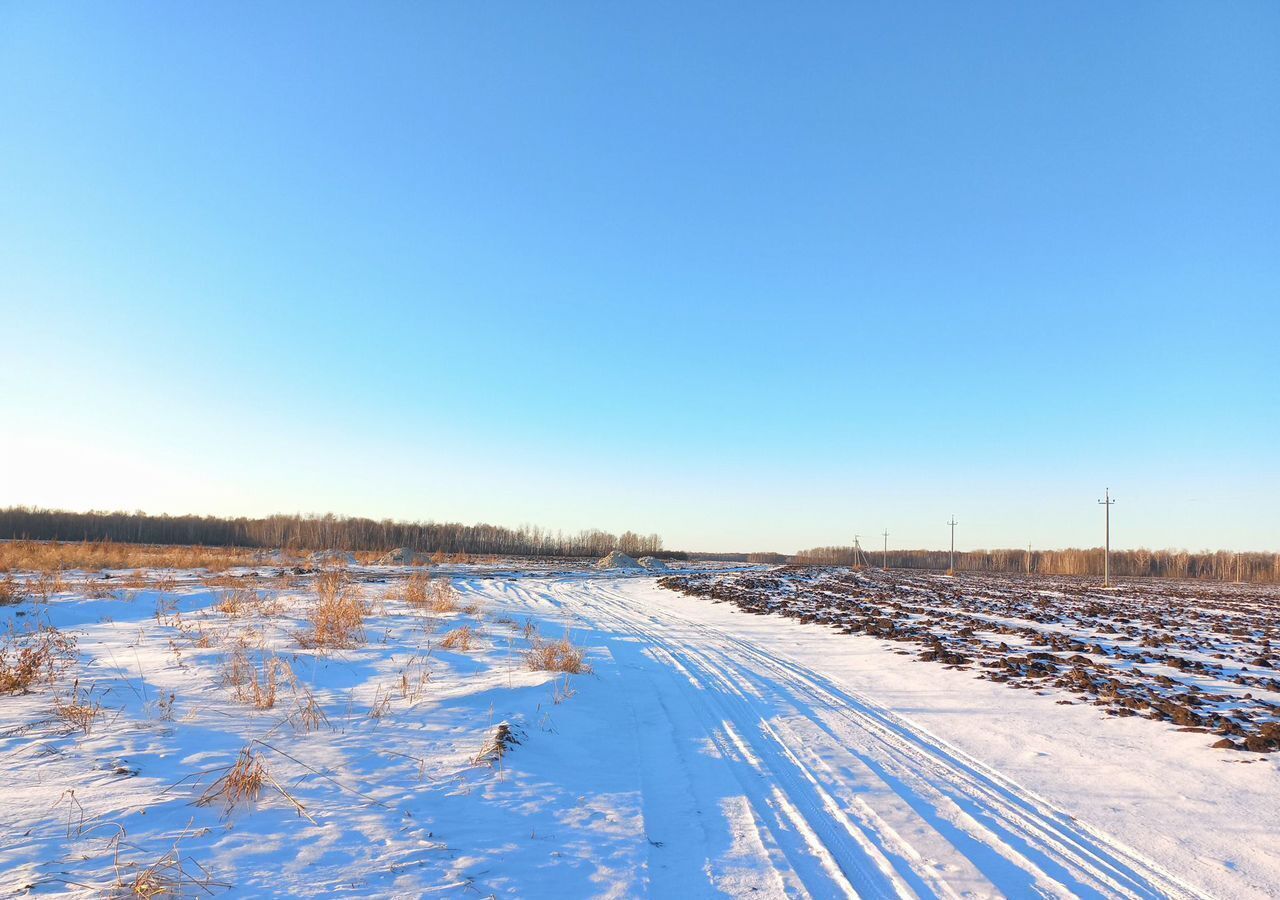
[[792, 545, 1280, 583], [3, 508, 1273, 581], [0, 507, 667, 559]]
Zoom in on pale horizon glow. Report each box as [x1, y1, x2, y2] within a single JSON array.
[[2, 4, 1277, 554]]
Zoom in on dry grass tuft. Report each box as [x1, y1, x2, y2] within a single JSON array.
[[428, 578, 458, 612], [525, 635, 590, 674], [473, 721, 521, 766], [121, 569, 152, 590], [198, 747, 266, 814], [117, 852, 204, 898], [150, 572, 179, 593], [28, 570, 68, 602], [0, 575, 25, 606], [213, 587, 261, 618], [298, 571, 368, 649], [394, 572, 458, 613], [113, 829, 223, 898], [394, 572, 430, 606], [0, 624, 77, 693], [54, 681, 104, 734], [290, 689, 329, 733], [196, 744, 313, 822], [223, 650, 294, 709], [81, 576, 117, 599], [439, 625, 477, 651]]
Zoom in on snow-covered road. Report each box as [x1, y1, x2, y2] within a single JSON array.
[[481, 573, 1280, 896], [485, 575, 1212, 899]]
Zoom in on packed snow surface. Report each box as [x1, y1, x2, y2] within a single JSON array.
[[2, 565, 1277, 897], [595, 550, 642, 569]]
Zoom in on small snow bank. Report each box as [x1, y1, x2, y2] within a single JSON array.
[[377, 547, 421, 565], [596, 551, 643, 570], [637, 556, 670, 572], [310, 550, 357, 566]]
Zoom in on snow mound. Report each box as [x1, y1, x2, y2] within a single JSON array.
[[377, 547, 421, 565], [596, 550, 642, 570], [310, 550, 357, 566], [637, 556, 670, 571]]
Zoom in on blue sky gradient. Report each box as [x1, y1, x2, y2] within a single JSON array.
[[2, 3, 1277, 552]]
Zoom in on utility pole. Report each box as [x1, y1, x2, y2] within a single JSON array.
[[852, 535, 866, 569], [1026, 542, 1032, 575], [882, 530, 889, 570], [947, 517, 957, 575], [1098, 488, 1116, 587]]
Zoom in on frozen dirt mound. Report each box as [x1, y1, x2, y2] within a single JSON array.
[[596, 550, 643, 570], [637, 556, 670, 571]]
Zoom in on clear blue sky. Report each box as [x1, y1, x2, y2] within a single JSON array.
[[2, 3, 1277, 553]]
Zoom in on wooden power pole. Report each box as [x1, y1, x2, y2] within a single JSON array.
[[1098, 488, 1116, 587], [947, 517, 957, 575]]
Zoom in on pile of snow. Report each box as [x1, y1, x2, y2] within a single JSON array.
[[637, 556, 670, 572], [310, 549, 357, 566], [259, 549, 298, 565], [595, 550, 643, 570], [377, 547, 421, 565]]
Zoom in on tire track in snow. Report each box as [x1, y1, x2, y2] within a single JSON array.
[[497, 575, 1207, 900], [504, 578, 940, 897]]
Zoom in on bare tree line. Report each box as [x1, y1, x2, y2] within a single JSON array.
[[683, 551, 790, 564], [5, 506, 1271, 579], [0, 507, 664, 559], [792, 546, 1280, 583]]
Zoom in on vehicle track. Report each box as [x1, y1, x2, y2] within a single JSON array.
[[493, 576, 1207, 900]]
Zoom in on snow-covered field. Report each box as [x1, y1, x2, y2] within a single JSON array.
[[2, 566, 1278, 897]]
